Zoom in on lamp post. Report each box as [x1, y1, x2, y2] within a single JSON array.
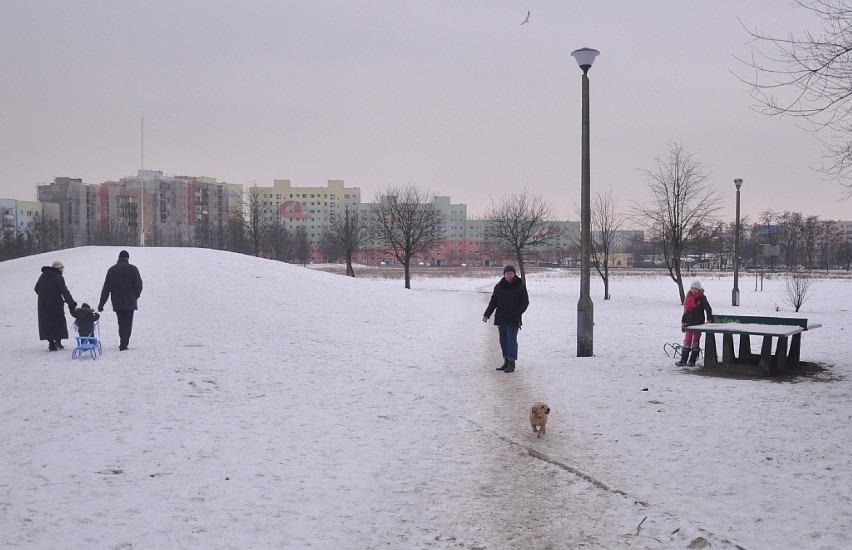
[[732, 178, 743, 306], [571, 47, 599, 357], [140, 116, 145, 247]]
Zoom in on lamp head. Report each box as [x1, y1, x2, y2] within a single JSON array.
[[571, 48, 600, 75], [734, 178, 743, 190]]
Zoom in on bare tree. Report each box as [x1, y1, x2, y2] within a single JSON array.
[[484, 187, 561, 280], [778, 211, 805, 269], [784, 270, 816, 312], [818, 218, 844, 270], [323, 204, 371, 277], [371, 185, 444, 289], [226, 205, 248, 253], [266, 221, 291, 262], [591, 189, 623, 300], [757, 209, 780, 270], [838, 235, 852, 270], [317, 232, 343, 263], [241, 184, 276, 257], [293, 225, 311, 266], [735, 0, 852, 198], [633, 141, 723, 303], [91, 219, 135, 246]]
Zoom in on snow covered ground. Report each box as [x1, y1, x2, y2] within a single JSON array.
[[1, 247, 850, 549]]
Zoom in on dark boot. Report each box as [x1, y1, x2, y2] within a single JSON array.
[[688, 348, 700, 366], [504, 360, 516, 373], [675, 348, 688, 366], [48, 340, 57, 351], [496, 358, 509, 371]]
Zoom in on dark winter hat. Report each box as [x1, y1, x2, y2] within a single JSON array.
[[81, 303, 91, 309], [119, 250, 130, 259], [503, 265, 516, 274]]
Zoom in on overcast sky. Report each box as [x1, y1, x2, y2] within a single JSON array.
[[2, 0, 849, 222]]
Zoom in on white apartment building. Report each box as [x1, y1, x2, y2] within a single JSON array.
[[256, 179, 361, 243]]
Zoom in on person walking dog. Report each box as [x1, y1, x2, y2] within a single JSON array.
[[98, 250, 143, 351], [482, 265, 529, 373]]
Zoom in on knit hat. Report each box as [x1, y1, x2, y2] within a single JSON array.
[[119, 250, 130, 259], [81, 303, 91, 309], [503, 265, 516, 274], [690, 280, 703, 291], [51, 260, 64, 269]]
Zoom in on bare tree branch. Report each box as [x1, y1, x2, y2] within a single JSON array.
[[371, 185, 445, 289], [324, 204, 371, 277], [734, 0, 852, 197], [484, 187, 561, 281], [632, 141, 723, 303], [591, 189, 624, 300]]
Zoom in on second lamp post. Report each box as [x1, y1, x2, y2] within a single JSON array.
[[732, 178, 743, 306]]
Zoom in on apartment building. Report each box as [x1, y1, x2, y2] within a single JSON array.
[[21, 175, 644, 266], [255, 179, 361, 244], [833, 220, 852, 242], [0, 199, 14, 242], [36, 177, 100, 248], [33, 173, 239, 249]]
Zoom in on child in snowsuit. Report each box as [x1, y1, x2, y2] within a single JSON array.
[[677, 280, 713, 366], [71, 303, 100, 338]]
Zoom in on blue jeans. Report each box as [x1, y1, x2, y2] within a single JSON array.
[[498, 325, 520, 361]]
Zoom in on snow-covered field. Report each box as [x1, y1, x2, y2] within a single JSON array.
[[1, 247, 850, 549]]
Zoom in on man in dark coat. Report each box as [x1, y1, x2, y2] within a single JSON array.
[[482, 265, 530, 373], [34, 260, 77, 351], [98, 250, 143, 351]]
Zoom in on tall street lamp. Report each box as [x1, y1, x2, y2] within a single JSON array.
[[140, 116, 145, 247], [733, 178, 743, 306], [571, 47, 599, 357]]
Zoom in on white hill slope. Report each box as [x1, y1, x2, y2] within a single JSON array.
[[1, 247, 850, 549]]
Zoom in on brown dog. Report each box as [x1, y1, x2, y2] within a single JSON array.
[[530, 402, 550, 438]]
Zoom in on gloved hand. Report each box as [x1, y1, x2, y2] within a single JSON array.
[[69, 302, 77, 312], [97, 305, 104, 312]]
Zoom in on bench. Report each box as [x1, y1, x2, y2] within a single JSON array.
[[684, 314, 821, 376]]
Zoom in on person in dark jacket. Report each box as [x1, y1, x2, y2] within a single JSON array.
[[482, 265, 530, 373], [677, 279, 714, 366], [34, 260, 77, 351], [71, 303, 100, 338], [97, 250, 143, 351]]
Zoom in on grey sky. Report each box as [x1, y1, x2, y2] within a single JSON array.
[[2, 0, 849, 222]]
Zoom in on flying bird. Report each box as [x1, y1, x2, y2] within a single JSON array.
[[521, 11, 530, 25]]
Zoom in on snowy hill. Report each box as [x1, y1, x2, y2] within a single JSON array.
[[1, 247, 850, 549]]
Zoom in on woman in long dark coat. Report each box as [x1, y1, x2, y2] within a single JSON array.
[[34, 260, 77, 351]]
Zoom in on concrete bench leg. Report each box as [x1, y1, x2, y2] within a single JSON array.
[[759, 336, 773, 376], [773, 336, 789, 375], [789, 333, 802, 367], [704, 332, 718, 368], [722, 334, 735, 364], [738, 334, 753, 364]]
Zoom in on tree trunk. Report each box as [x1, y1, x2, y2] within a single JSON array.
[[403, 260, 411, 289]]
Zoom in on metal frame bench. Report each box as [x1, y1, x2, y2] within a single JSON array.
[[685, 314, 821, 376]]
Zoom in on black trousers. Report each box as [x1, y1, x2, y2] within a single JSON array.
[[115, 309, 135, 348]]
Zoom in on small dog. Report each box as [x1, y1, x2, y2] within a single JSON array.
[[530, 402, 550, 438]]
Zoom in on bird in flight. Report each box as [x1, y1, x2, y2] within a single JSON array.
[[521, 11, 530, 25]]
